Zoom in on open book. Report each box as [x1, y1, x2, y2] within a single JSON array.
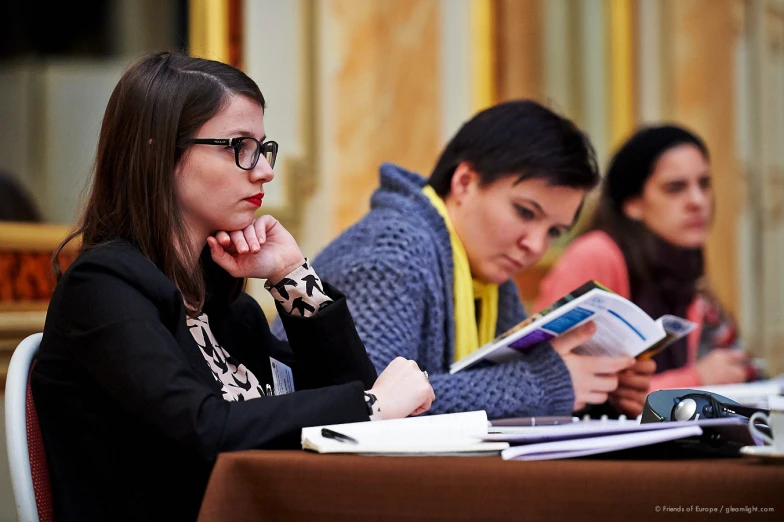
[[301, 410, 509, 455], [450, 280, 696, 374]]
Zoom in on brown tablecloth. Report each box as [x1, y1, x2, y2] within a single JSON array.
[[198, 450, 784, 521]]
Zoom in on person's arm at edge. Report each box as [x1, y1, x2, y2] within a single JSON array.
[[649, 365, 702, 391]]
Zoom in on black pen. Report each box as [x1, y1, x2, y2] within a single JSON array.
[[321, 428, 359, 444]]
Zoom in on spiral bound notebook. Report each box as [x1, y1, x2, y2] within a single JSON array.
[[482, 417, 750, 460], [499, 425, 704, 461]]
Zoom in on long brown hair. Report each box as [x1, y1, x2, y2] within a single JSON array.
[[589, 124, 710, 372], [53, 51, 266, 315]]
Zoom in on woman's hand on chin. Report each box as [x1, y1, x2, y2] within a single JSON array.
[[207, 216, 305, 282]]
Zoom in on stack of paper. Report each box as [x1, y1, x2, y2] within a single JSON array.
[[301, 410, 509, 456]]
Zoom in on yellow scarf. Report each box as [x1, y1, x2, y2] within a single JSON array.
[[422, 186, 499, 362]]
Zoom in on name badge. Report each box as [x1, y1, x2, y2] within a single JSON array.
[[269, 357, 295, 395]]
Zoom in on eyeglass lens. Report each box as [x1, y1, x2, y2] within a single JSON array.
[[261, 141, 278, 169], [237, 138, 277, 170]]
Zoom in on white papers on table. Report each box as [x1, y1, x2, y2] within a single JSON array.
[[301, 410, 509, 455]]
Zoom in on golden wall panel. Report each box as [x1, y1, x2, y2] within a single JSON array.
[[610, 0, 637, 149], [494, 0, 543, 102], [326, 0, 442, 234], [667, 0, 744, 318]]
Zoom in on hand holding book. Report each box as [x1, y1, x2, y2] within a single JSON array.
[[554, 324, 657, 417], [547, 301, 659, 416], [549, 321, 636, 411], [447, 281, 693, 415], [609, 359, 657, 417], [553, 322, 656, 372], [450, 281, 696, 374], [549, 321, 599, 356]]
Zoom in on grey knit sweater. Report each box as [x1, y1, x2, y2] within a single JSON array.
[[272, 163, 575, 418]]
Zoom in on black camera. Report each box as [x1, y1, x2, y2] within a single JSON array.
[[641, 389, 769, 423], [640, 389, 770, 454]]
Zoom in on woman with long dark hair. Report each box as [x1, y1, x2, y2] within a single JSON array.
[[32, 51, 433, 521], [537, 124, 749, 392]]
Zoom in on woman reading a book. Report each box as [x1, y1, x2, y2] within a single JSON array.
[[273, 100, 656, 421], [536, 124, 750, 392], [30, 51, 434, 522]]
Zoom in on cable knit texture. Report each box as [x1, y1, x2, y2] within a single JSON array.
[[272, 163, 575, 418]]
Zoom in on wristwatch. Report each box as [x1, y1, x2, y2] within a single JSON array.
[[364, 391, 378, 417]]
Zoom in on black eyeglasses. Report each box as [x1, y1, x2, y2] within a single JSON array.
[[189, 137, 278, 170]]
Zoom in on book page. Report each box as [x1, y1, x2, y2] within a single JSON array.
[[658, 314, 697, 337], [450, 288, 604, 374], [492, 290, 663, 359], [637, 315, 697, 360], [572, 292, 666, 357]]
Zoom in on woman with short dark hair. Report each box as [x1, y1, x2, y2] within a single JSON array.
[[276, 100, 655, 420]]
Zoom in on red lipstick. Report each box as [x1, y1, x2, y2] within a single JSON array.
[[245, 193, 264, 207]]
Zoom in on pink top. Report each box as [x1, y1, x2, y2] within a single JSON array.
[[535, 230, 704, 391]]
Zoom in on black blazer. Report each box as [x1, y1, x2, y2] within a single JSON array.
[[31, 241, 377, 522]]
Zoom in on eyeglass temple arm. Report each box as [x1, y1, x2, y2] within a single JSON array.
[[191, 138, 233, 146]]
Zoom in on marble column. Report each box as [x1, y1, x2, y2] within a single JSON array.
[[321, 0, 442, 235], [666, 0, 744, 318]]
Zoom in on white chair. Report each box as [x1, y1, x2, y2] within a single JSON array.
[[5, 332, 52, 522]]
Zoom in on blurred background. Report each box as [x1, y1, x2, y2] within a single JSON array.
[[0, 0, 782, 517]]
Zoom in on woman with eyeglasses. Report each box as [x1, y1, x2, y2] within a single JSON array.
[[31, 51, 434, 522]]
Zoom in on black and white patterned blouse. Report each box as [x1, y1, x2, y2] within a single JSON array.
[[188, 259, 332, 401]]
